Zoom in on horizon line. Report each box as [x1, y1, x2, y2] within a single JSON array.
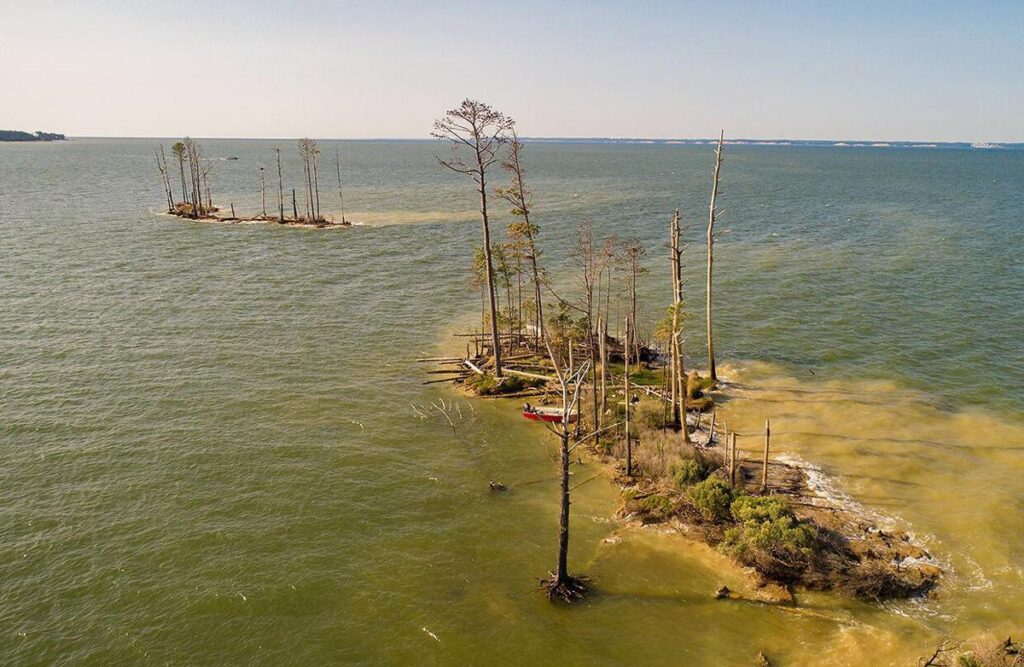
[[22, 135, 1024, 148]]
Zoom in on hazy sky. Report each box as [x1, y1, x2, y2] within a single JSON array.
[[2, 0, 1021, 141]]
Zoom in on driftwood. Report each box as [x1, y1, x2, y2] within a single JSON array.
[[463, 359, 485, 375], [504, 368, 556, 382]]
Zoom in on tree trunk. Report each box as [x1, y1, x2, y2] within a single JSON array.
[[177, 158, 188, 210], [335, 149, 347, 224], [624, 316, 632, 477], [312, 150, 321, 221], [260, 169, 266, 217], [556, 428, 570, 583], [476, 164, 503, 378], [706, 131, 724, 382], [276, 149, 285, 221]]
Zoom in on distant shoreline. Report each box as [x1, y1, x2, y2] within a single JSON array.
[[60, 135, 1024, 149], [0, 130, 67, 142]]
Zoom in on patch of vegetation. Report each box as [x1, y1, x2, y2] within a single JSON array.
[[670, 458, 711, 487], [721, 496, 818, 573], [465, 373, 545, 396], [687, 372, 716, 396], [688, 478, 734, 521], [633, 397, 667, 429], [636, 494, 675, 520]]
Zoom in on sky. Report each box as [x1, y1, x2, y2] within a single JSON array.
[[1, 0, 1021, 142]]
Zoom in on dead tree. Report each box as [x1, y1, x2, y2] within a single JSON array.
[[311, 142, 321, 221], [571, 221, 601, 448], [540, 340, 591, 602], [298, 137, 320, 221], [620, 239, 647, 364], [259, 165, 267, 217], [669, 209, 691, 443], [153, 145, 174, 213], [200, 157, 214, 212], [334, 148, 347, 224], [171, 141, 188, 210], [276, 148, 285, 222], [706, 130, 725, 382], [624, 315, 633, 476], [496, 130, 544, 347], [432, 99, 514, 377], [183, 137, 204, 218]]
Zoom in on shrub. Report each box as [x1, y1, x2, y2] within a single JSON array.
[[722, 495, 818, 560], [688, 478, 734, 521], [670, 458, 709, 487], [636, 494, 675, 519]]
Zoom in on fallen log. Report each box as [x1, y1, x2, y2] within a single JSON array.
[[504, 368, 557, 382]]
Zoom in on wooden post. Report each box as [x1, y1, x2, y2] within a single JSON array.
[[292, 189, 298, 219], [722, 421, 729, 473], [624, 316, 632, 477], [761, 418, 770, 493], [709, 410, 717, 446], [598, 316, 608, 415], [730, 433, 738, 487], [230, 202, 235, 218]]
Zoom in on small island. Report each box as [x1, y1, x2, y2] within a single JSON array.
[[422, 99, 941, 606], [153, 136, 353, 228], [0, 130, 67, 142]]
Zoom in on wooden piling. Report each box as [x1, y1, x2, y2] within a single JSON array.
[[730, 433, 738, 487], [761, 418, 771, 493]]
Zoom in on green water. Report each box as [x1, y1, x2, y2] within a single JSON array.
[[1, 139, 1021, 664]]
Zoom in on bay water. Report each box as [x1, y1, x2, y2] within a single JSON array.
[[1, 138, 1021, 664]]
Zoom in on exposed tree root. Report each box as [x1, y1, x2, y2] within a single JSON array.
[[541, 573, 589, 603]]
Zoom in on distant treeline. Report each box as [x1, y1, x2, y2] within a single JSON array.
[[0, 130, 67, 142]]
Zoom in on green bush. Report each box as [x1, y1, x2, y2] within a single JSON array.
[[670, 458, 709, 487], [688, 478, 734, 521], [722, 496, 817, 559], [636, 494, 675, 519]]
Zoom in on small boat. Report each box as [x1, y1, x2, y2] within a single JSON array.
[[521, 406, 577, 424]]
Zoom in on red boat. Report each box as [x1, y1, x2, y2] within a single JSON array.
[[521, 405, 577, 424]]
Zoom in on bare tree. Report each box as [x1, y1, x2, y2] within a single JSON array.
[[171, 141, 188, 210], [706, 130, 725, 382], [432, 99, 514, 377], [153, 145, 174, 213], [540, 340, 591, 602], [200, 157, 214, 212], [298, 138, 318, 221], [619, 238, 647, 364], [259, 165, 267, 218], [496, 130, 544, 348], [183, 137, 202, 218], [334, 147, 347, 224], [275, 148, 285, 222], [311, 142, 321, 221], [571, 221, 601, 447], [669, 209, 691, 442]]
